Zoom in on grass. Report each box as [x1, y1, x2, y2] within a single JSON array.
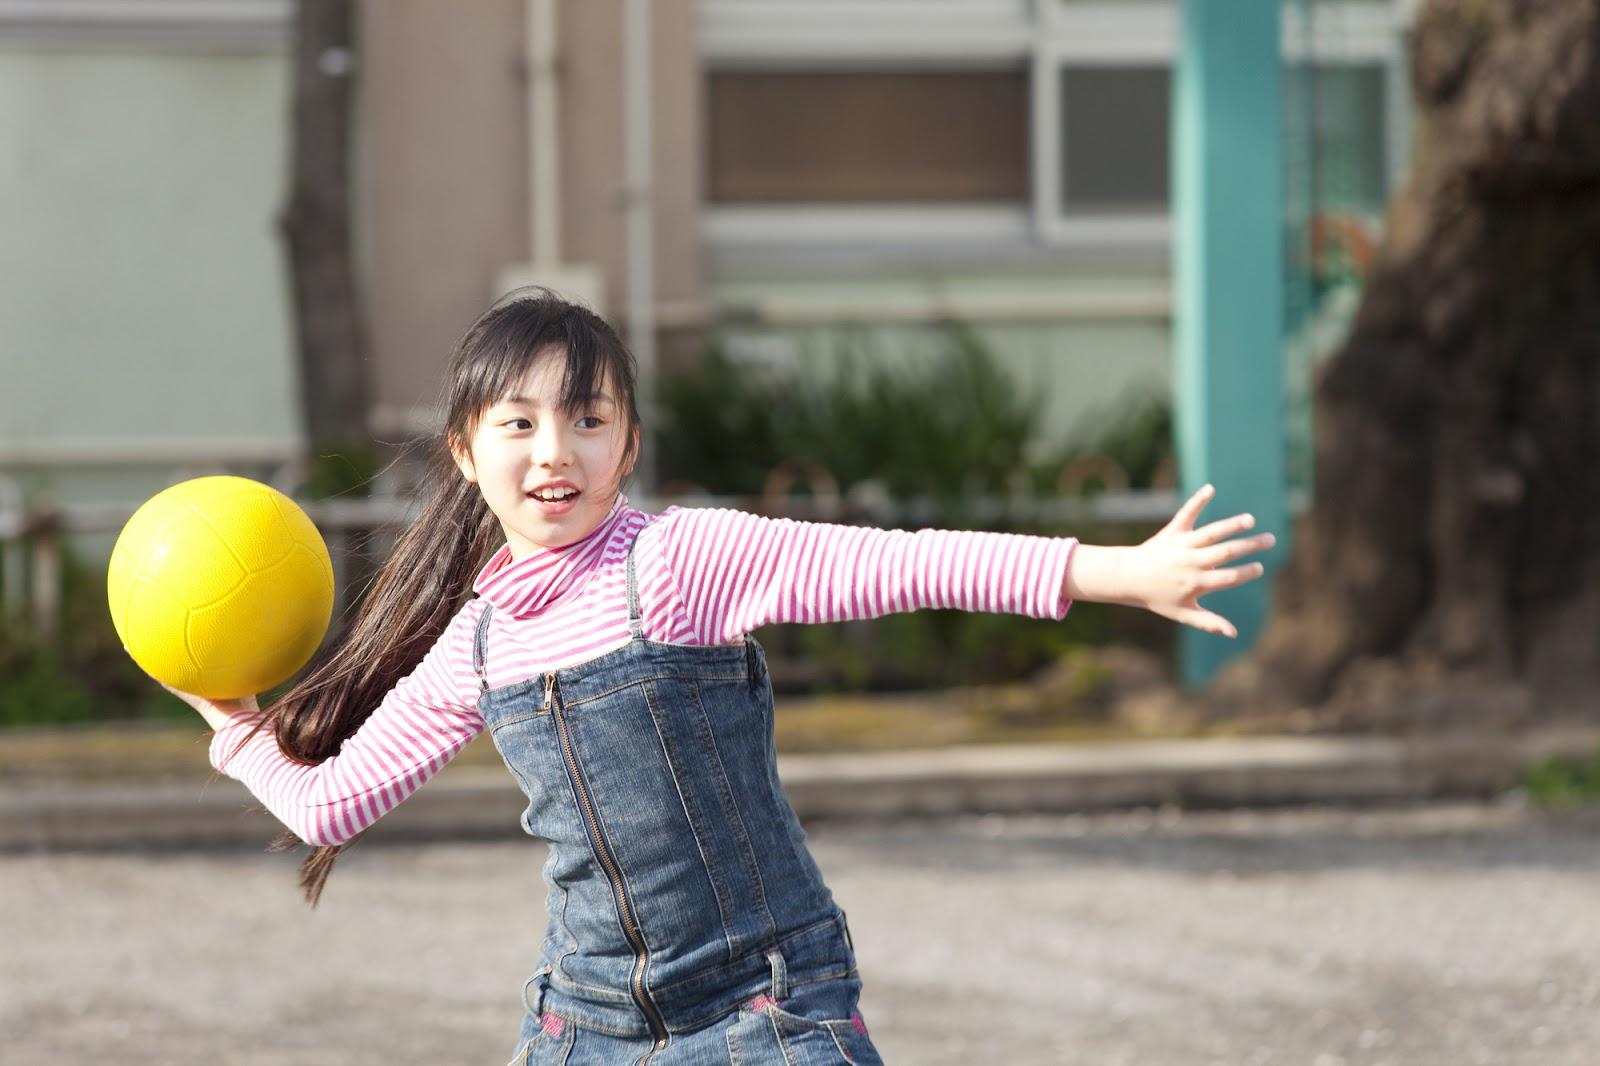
[[1521, 748, 1600, 808], [0, 681, 1210, 785]]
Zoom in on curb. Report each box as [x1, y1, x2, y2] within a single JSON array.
[[3, 728, 1596, 852]]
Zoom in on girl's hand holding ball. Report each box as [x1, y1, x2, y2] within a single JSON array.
[[157, 681, 259, 731], [1064, 484, 1276, 638]]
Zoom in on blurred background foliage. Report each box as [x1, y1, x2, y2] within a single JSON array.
[[2, 326, 1175, 725], [659, 323, 1173, 502], [0, 542, 190, 727], [657, 324, 1177, 695], [1521, 750, 1600, 808]]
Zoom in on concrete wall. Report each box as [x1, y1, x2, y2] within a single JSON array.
[[359, 0, 528, 437], [0, 1, 1182, 522], [559, 0, 704, 316], [0, 46, 297, 464], [362, 0, 705, 437]]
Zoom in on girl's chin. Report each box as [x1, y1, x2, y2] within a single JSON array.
[[509, 532, 577, 558], [506, 515, 604, 554]]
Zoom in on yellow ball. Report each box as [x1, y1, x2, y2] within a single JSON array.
[[107, 475, 334, 700]]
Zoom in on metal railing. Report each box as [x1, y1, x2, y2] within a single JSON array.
[[0, 458, 1216, 645]]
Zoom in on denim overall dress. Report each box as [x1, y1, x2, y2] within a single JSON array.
[[473, 539, 884, 1066]]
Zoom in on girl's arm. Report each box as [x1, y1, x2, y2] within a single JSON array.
[[656, 484, 1272, 642], [158, 607, 487, 847], [655, 506, 1078, 641]]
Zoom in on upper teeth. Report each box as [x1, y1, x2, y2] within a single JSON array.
[[535, 486, 576, 500]]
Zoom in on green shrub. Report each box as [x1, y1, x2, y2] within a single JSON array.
[[1522, 749, 1600, 807], [0, 541, 192, 727], [662, 324, 1174, 502], [659, 325, 1177, 693], [659, 323, 1043, 510], [1041, 387, 1173, 493], [0, 640, 97, 726]]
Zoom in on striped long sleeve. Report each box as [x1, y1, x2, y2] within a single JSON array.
[[655, 507, 1077, 644], [205, 503, 1078, 845], [206, 604, 487, 847]]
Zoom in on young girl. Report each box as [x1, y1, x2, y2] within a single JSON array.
[[163, 290, 1273, 1066]]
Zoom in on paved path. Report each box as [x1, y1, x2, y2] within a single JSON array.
[[11, 729, 1600, 851], [5, 800, 1599, 1065]]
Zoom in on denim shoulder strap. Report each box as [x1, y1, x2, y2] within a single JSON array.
[[624, 539, 643, 640], [472, 600, 494, 693]]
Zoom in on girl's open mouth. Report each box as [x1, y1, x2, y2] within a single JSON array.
[[528, 489, 581, 513]]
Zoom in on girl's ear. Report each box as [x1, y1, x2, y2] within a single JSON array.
[[449, 435, 478, 484], [625, 424, 642, 479]]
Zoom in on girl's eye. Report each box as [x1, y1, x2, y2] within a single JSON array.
[[505, 418, 532, 430], [577, 415, 604, 429]]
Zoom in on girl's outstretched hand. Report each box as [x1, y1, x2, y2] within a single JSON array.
[[1063, 484, 1275, 638]]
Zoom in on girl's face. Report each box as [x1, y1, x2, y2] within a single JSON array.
[[452, 354, 638, 558]]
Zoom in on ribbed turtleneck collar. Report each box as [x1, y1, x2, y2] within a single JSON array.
[[471, 494, 634, 618]]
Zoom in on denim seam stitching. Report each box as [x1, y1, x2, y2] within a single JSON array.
[[762, 1002, 860, 1061], [682, 677, 780, 948], [481, 676, 546, 699], [560, 672, 747, 709], [489, 709, 552, 730], [483, 636, 748, 698], [649, 913, 849, 996], [536, 1009, 642, 1039], [639, 679, 742, 962], [548, 974, 637, 1005], [556, 730, 661, 986], [554, 1019, 577, 1066], [828, 1021, 857, 1063], [768, 1009, 801, 1066], [553, 854, 582, 987], [662, 968, 856, 1035]]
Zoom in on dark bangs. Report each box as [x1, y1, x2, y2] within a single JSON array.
[[442, 288, 640, 448]]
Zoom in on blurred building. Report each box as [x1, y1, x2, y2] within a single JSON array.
[[0, 0, 1407, 560]]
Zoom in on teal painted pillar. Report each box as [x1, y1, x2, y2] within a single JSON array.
[[1174, 0, 1288, 687]]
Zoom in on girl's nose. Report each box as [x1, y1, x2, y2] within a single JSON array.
[[532, 424, 574, 467]]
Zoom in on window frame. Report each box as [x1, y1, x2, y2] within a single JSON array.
[[0, 0, 289, 49], [1031, 4, 1176, 249], [698, 0, 1410, 256]]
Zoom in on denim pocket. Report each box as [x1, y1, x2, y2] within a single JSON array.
[[506, 1011, 575, 1066], [730, 980, 881, 1066]]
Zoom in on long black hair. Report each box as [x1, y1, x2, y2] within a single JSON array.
[[215, 289, 640, 906]]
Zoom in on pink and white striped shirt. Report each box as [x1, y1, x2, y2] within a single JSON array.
[[208, 497, 1078, 846]]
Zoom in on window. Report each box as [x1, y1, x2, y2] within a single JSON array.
[[1303, 64, 1388, 212], [707, 70, 1029, 204], [1059, 65, 1170, 214], [700, 1, 1405, 250]]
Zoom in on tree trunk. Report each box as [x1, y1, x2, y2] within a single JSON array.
[[280, 0, 372, 498], [1210, 0, 1600, 732]]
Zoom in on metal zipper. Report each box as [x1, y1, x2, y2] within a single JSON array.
[[545, 672, 671, 1061]]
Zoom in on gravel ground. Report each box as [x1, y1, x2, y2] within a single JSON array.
[[4, 799, 1598, 1065]]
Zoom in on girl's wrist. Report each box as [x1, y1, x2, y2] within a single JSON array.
[[197, 701, 236, 731], [158, 679, 260, 731], [198, 695, 260, 732], [1063, 544, 1139, 607]]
